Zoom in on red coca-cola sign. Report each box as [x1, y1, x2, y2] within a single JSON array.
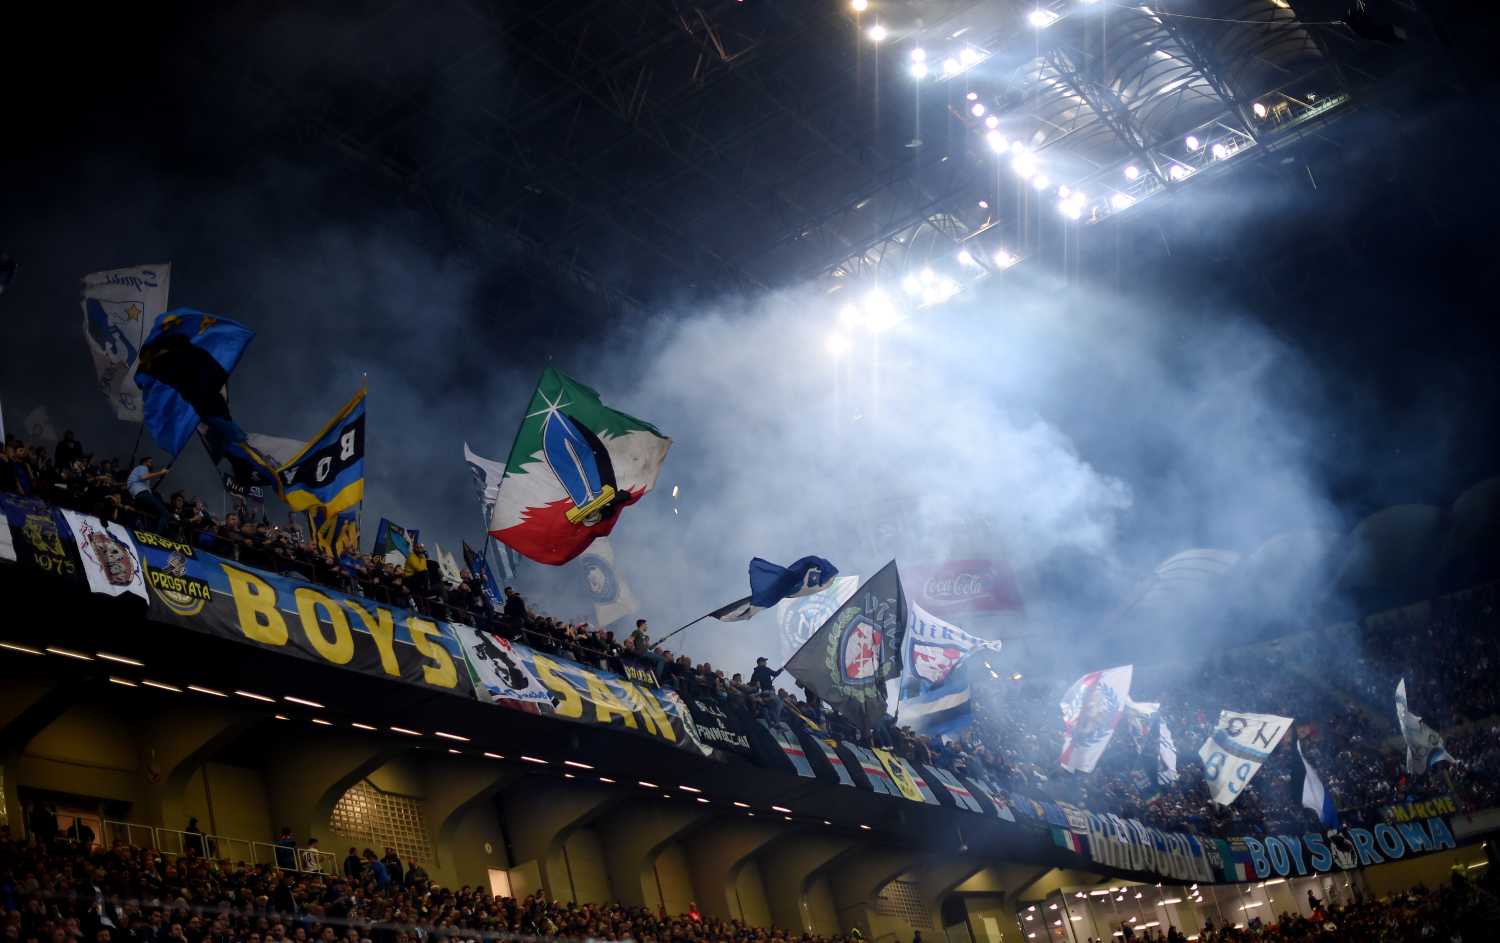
[[906, 558, 1022, 614]]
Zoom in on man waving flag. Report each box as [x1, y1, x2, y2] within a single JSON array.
[[489, 368, 670, 565]]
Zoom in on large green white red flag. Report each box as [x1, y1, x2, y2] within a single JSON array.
[[488, 368, 670, 565]]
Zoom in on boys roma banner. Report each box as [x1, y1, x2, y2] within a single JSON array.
[[489, 368, 670, 565]]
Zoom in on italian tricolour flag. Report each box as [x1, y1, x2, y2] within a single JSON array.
[[488, 368, 670, 565]]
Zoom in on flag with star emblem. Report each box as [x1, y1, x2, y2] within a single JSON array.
[[488, 368, 671, 565], [81, 264, 172, 421], [784, 560, 908, 732]]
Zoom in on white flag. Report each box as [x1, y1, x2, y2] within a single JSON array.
[[1158, 717, 1179, 784], [430, 543, 464, 588], [1058, 665, 1133, 773], [58, 510, 149, 603], [1298, 740, 1339, 828], [1198, 710, 1291, 806], [1395, 679, 1454, 775], [577, 536, 638, 628], [81, 264, 171, 422], [904, 601, 1004, 686], [452, 625, 552, 706]]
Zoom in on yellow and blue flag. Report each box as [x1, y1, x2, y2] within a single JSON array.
[[276, 388, 366, 556]]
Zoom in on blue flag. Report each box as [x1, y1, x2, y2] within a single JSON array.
[[750, 555, 838, 608], [373, 518, 416, 565], [134, 309, 256, 457], [710, 555, 840, 622], [463, 541, 503, 612]]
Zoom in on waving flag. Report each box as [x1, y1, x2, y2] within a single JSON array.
[[898, 603, 1002, 736], [372, 518, 417, 568], [489, 368, 670, 565], [277, 388, 366, 556], [1058, 665, 1133, 773], [134, 310, 260, 464], [463, 541, 503, 611], [784, 560, 908, 732], [1297, 740, 1339, 829], [1198, 710, 1292, 806], [1395, 679, 1454, 774], [710, 555, 839, 622], [81, 264, 171, 421]]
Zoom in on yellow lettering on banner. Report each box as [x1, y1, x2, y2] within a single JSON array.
[[874, 748, 923, 803], [584, 674, 637, 729], [620, 682, 676, 742], [344, 601, 401, 677], [532, 654, 583, 719], [407, 618, 458, 688], [294, 588, 354, 664], [222, 565, 288, 645]]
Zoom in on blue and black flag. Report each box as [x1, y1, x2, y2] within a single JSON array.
[[277, 388, 366, 556]]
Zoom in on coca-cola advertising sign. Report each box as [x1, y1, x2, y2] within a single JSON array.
[[907, 559, 1021, 614]]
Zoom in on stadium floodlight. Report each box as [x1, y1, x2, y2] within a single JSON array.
[[1058, 185, 1071, 197], [1253, 101, 1268, 118], [838, 303, 861, 329], [970, 102, 986, 117], [864, 290, 901, 332], [1169, 164, 1191, 181], [966, 91, 978, 101], [825, 333, 852, 358], [1032, 175, 1049, 190], [960, 47, 981, 66], [850, 0, 868, 10], [902, 273, 922, 295], [909, 61, 928, 79], [1185, 134, 1202, 151], [994, 248, 1016, 268], [977, 199, 989, 209], [1211, 142, 1230, 160], [1010, 151, 1037, 179], [957, 249, 975, 266], [985, 115, 999, 129], [1124, 165, 1141, 181], [1028, 9, 1060, 28], [910, 48, 926, 62], [1011, 672, 1024, 680], [920, 267, 936, 282], [986, 130, 1007, 152], [942, 57, 961, 75], [1110, 193, 1135, 211], [867, 23, 887, 42]]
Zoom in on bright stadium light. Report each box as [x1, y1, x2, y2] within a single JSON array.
[[1032, 175, 1049, 190], [957, 249, 975, 266], [942, 57, 961, 75], [1185, 134, 1202, 151], [909, 61, 928, 79], [985, 115, 999, 129], [1111, 192, 1135, 210], [1211, 142, 1230, 160], [868, 23, 887, 42], [864, 290, 900, 332], [1124, 165, 1141, 181], [1058, 185, 1070, 197], [1010, 151, 1037, 179], [966, 91, 978, 101], [902, 273, 922, 295], [826, 333, 852, 358], [1028, 9, 1060, 28], [986, 130, 1007, 152], [960, 47, 981, 66], [910, 48, 926, 62], [838, 303, 860, 329], [1252, 101, 1268, 118], [994, 248, 1016, 268], [851, 0, 868, 10], [1169, 164, 1191, 181]]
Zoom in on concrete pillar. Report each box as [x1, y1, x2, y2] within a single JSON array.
[[757, 833, 855, 933], [825, 847, 925, 938], [597, 800, 711, 908], [0, 679, 72, 834], [683, 818, 785, 921], [146, 705, 259, 834], [264, 730, 405, 845], [500, 777, 618, 901], [422, 758, 521, 890]]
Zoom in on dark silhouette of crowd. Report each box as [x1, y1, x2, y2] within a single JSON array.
[[0, 834, 862, 943]]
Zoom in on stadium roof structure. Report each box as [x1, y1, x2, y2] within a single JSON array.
[[197, 0, 1431, 313]]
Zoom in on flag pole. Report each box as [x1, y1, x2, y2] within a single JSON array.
[[654, 612, 715, 648]]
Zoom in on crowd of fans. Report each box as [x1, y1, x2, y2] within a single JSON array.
[[5, 430, 1500, 848], [0, 835, 863, 943]]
